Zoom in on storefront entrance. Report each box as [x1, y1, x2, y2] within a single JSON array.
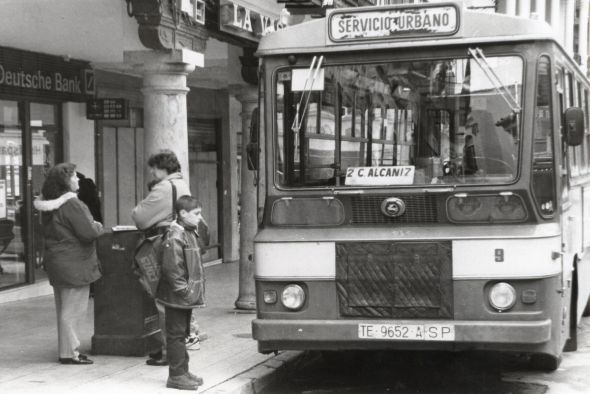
[[0, 99, 62, 289], [0, 46, 93, 291]]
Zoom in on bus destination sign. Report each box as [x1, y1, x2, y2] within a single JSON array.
[[328, 4, 460, 43]]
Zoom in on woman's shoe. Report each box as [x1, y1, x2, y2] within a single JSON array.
[[59, 357, 93, 365], [146, 357, 169, 366], [148, 349, 163, 360]]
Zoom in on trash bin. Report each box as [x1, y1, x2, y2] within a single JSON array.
[[92, 229, 160, 356]]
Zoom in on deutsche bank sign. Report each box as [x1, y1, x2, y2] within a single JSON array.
[[328, 4, 460, 43]]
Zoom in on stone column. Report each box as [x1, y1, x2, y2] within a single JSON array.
[[142, 64, 194, 179], [564, 0, 575, 55], [518, 0, 530, 18], [234, 85, 258, 310], [551, 1, 562, 44], [126, 50, 198, 182], [498, 0, 517, 16], [534, 0, 546, 22], [579, 0, 589, 73]]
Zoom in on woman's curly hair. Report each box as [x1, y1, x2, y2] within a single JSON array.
[[147, 150, 181, 174], [42, 163, 77, 200]]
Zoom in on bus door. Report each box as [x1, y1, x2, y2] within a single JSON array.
[[558, 67, 577, 299]]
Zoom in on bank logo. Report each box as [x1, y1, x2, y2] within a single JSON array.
[[381, 197, 406, 218], [84, 69, 95, 95]]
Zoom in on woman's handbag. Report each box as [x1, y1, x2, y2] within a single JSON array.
[[133, 234, 166, 297]]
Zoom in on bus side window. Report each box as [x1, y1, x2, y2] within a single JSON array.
[[532, 56, 556, 217]]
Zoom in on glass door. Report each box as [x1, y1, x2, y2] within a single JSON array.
[[0, 99, 26, 289], [0, 99, 62, 290], [30, 102, 61, 282]]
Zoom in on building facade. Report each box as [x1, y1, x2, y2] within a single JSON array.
[[0, 0, 283, 300]]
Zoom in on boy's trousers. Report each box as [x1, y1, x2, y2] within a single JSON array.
[[165, 306, 192, 376]]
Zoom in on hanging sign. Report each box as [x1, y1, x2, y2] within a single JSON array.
[[86, 99, 128, 120], [328, 4, 460, 43], [0, 46, 94, 102], [219, 0, 286, 42]]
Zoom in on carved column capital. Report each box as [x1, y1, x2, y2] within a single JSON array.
[[127, 0, 208, 53]]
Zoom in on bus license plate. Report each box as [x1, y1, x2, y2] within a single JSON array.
[[358, 323, 455, 341]]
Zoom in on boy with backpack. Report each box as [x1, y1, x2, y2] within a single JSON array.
[[156, 195, 206, 390]]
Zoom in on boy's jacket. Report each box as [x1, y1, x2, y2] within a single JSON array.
[[156, 221, 205, 308]]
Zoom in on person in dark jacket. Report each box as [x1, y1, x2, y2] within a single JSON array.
[[76, 172, 102, 223], [157, 195, 206, 391], [463, 134, 478, 175], [33, 163, 103, 365]]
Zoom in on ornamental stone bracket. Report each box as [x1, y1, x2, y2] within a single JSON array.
[[126, 0, 208, 53], [239, 47, 258, 86]]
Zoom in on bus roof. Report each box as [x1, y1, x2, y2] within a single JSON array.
[[257, 6, 558, 57]]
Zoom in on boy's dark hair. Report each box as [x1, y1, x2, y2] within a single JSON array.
[[42, 163, 77, 199], [147, 150, 181, 174], [175, 195, 202, 214]]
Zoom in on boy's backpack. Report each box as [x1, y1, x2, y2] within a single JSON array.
[[132, 180, 177, 298]]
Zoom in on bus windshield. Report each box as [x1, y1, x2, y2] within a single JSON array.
[[275, 54, 523, 188]]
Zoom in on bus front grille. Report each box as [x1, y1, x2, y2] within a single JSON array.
[[351, 195, 438, 224], [336, 241, 453, 319]]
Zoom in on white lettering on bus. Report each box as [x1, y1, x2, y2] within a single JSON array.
[[337, 10, 452, 35]]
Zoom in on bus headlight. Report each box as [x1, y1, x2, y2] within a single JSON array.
[[447, 193, 527, 223], [281, 284, 305, 310], [489, 282, 517, 311]]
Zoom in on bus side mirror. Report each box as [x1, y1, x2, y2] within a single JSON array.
[[564, 107, 585, 146], [247, 107, 259, 171]]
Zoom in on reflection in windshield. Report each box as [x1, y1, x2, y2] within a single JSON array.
[[275, 55, 522, 187]]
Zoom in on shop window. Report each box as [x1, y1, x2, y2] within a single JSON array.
[[0, 100, 25, 289]]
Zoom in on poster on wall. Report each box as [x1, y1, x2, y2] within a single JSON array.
[[0, 180, 6, 219]]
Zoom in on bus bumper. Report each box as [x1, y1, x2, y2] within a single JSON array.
[[252, 318, 552, 352]]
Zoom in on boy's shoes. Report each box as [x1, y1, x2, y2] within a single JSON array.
[[146, 357, 169, 366], [166, 373, 198, 390], [187, 371, 204, 386], [185, 334, 200, 350]]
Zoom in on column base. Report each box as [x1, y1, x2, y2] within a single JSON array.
[[235, 296, 256, 310]]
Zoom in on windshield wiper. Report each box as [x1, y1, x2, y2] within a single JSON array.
[[291, 55, 324, 133], [468, 47, 521, 114]]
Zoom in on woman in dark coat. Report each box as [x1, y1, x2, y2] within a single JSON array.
[[34, 163, 103, 365]]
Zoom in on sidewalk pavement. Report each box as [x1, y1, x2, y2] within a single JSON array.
[[0, 261, 301, 394]]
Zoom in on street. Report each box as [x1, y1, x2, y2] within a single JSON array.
[[261, 318, 590, 394]]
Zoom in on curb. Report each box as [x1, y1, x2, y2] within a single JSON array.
[[203, 351, 303, 394]]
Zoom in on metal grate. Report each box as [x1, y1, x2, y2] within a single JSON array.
[[336, 242, 453, 319], [351, 195, 439, 224]]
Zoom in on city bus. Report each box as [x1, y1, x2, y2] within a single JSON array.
[[250, 2, 590, 370]]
